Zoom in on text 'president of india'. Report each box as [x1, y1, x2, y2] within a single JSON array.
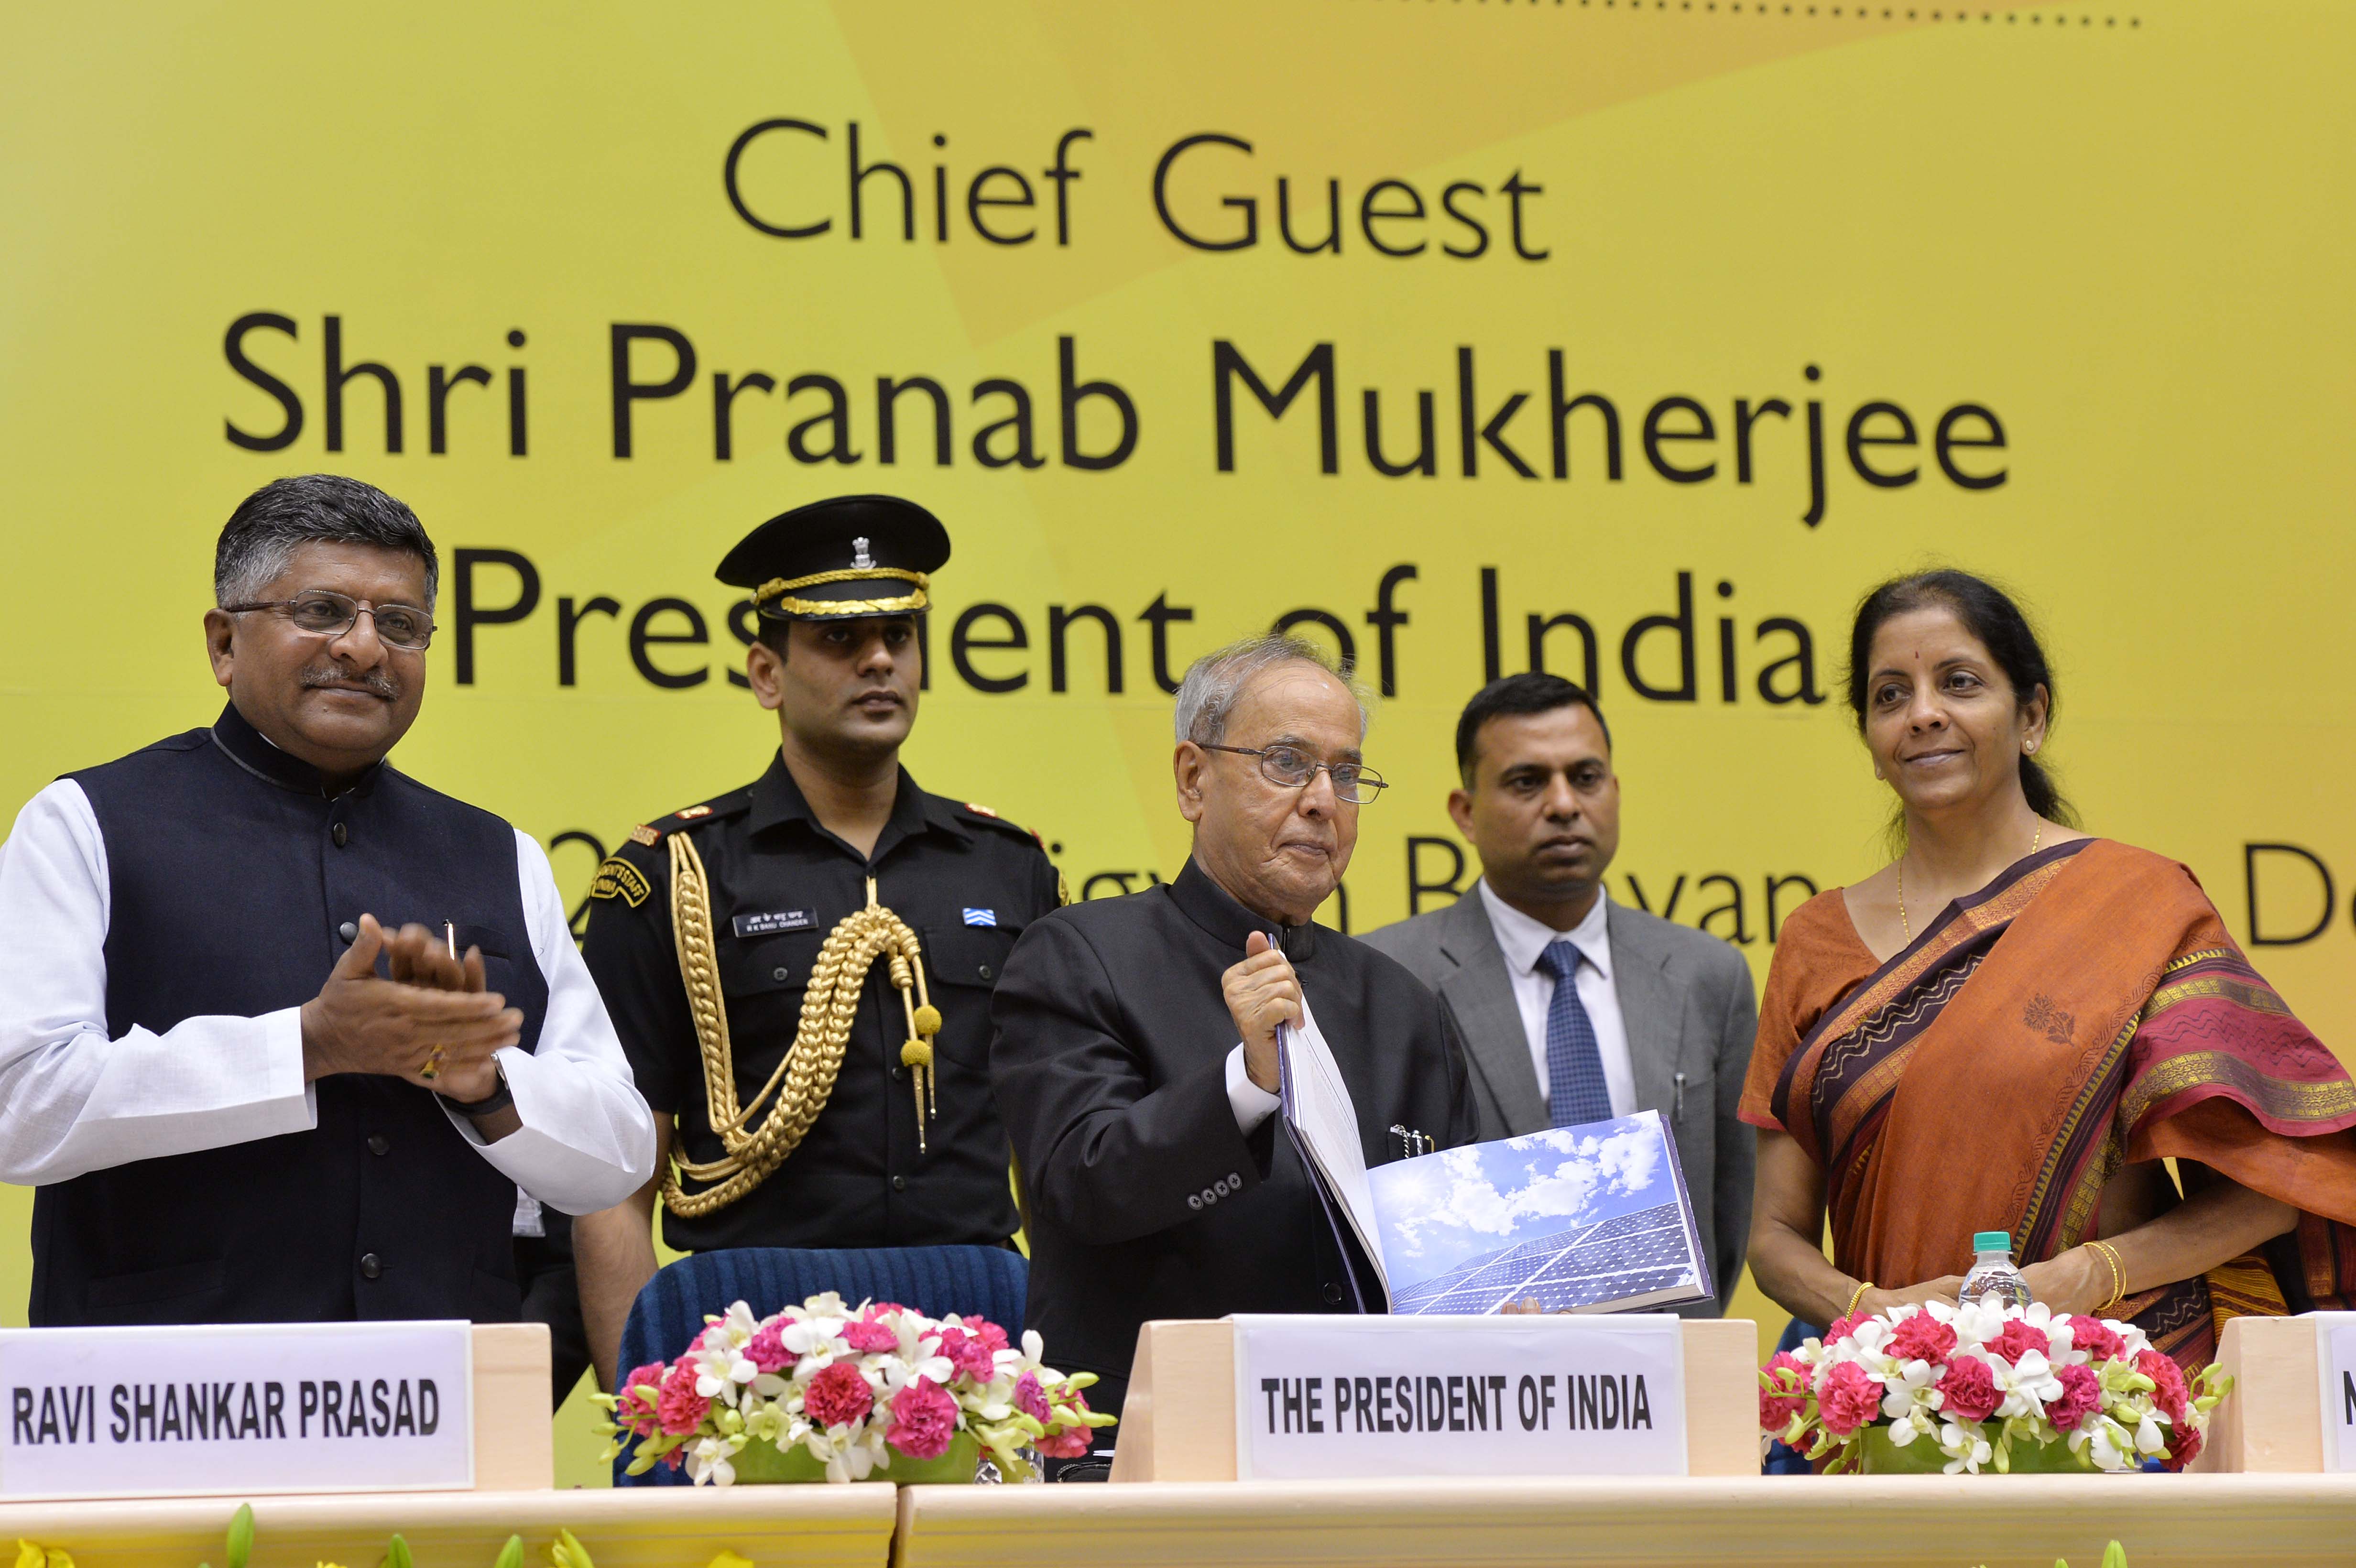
[[991, 635, 1473, 1428]]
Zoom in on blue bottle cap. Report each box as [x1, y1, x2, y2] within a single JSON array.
[[1972, 1230, 2012, 1252]]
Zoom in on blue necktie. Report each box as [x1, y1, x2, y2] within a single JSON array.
[[1536, 941, 1613, 1128]]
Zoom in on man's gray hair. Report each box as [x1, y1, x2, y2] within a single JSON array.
[[214, 475, 439, 607], [1172, 633, 1371, 745]]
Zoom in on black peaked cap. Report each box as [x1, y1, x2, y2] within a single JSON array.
[[717, 494, 951, 621]]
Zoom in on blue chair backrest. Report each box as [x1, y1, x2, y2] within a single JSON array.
[[611, 1245, 1029, 1486]]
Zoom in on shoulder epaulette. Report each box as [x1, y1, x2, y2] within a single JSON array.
[[957, 800, 1048, 849], [634, 789, 755, 843], [589, 790, 752, 908]]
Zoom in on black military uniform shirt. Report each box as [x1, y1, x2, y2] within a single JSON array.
[[583, 753, 1058, 1253]]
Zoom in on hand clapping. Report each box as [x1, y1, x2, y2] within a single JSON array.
[[298, 914, 518, 1099]]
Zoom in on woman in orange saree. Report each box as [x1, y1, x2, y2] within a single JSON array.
[[1742, 572, 2356, 1372]]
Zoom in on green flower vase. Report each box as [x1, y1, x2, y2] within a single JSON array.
[[1859, 1425, 2097, 1475], [727, 1429, 982, 1485]]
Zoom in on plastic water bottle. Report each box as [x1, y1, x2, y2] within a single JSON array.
[[1959, 1230, 2033, 1310]]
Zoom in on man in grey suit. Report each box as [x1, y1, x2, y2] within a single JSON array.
[[1360, 674, 1757, 1315]]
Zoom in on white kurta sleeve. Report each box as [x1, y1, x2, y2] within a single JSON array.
[[0, 780, 317, 1185], [437, 829, 656, 1213]]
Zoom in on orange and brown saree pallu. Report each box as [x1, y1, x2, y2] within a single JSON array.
[[1769, 838, 2356, 1369]]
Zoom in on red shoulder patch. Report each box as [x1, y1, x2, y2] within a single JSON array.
[[963, 801, 999, 818]]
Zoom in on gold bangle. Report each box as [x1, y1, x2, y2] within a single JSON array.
[[2086, 1240, 2126, 1314], [1844, 1280, 1874, 1319]]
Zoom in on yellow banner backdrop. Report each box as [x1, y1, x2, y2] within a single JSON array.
[[5, 0, 2353, 1482]]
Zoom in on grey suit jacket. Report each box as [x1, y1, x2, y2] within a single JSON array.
[[1359, 888, 1759, 1318]]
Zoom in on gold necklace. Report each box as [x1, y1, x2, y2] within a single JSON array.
[[1898, 821, 2041, 942]]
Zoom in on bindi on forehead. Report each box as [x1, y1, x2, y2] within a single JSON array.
[[1871, 611, 1993, 673]]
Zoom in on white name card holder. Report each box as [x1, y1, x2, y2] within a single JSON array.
[[2187, 1313, 2330, 1473], [1108, 1316, 1756, 1481], [2312, 1312, 2356, 1472], [0, 1321, 552, 1501]]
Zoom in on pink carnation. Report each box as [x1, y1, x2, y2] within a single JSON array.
[[1817, 1361, 1882, 1437], [1987, 1319, 2051, 1366], [1034, 1386, 1095, 1459], [2165, 1421, 2203, 1472], [654, 1357, 712, 1436], [965, 1318, 1011, 1355], [2042, 1362, 2102, 1433], [933, 1326, 997, 1383], [1824, 1311, 1866, 1343], [612, 1362, 667, 1437], [886, 1375, 959, 1460], [2136, 1350, 2190, 1424], [1934, 1354, 2000, 1423], [841, 1318, 900, 1353], [803, 1362, 875, 1429], [2067, 1316, 2127, 1363], [1013, 1371, 1051, 1426], [1758, 1352, 1811, 1432], [745, 1321, 794, 1374], [1887, 1313, 1958, 1364]]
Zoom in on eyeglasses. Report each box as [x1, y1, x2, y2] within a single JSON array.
[[221, 590, 435, 651], [1200, 743, 1388, 804]]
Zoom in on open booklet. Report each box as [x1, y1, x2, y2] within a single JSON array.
[[1276, 997, 1712, 1315]]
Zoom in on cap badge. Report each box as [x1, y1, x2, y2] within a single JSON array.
[[851, 535, 874, 569]]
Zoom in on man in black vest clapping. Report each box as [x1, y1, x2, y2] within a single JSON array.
[[0, 475, 655, 1328]]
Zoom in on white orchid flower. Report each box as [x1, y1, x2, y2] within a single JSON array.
[[801, 1291, 849, 1317], [2089, 1417, 2138, 1471], [2135, 1414, 2165, 1454], [1936, 1421, 1991, 1475], [781, 1317, 842, 1357]]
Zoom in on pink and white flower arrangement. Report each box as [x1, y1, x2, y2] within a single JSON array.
[[595, 1292, 1113, 1484], [1758, 1295, 2231, 1474]]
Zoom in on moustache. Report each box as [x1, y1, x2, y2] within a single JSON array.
[[300, 665, 401, 700]]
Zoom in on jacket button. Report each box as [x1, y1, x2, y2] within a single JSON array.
[[978, 964, 994, 980], [1187, 1195, 1204, 1211], [771, 966, 790, 982], [338, 921, 358, 943], [366, 1135, 389, 1156], [890, 1066, 905, 1081], [1322, 1282, 1344, 1306], [891, 1176, 907, 1192], [331, 822, 348, 848], [359, 1253, 383, 1280]]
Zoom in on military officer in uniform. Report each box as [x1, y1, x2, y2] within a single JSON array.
[[573, 495, 1061, 1394]]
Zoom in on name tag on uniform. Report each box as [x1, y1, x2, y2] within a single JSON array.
[[732, 910, 813, 937], [962, 908, 998, 926]]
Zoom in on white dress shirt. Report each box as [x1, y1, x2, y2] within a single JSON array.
[[1226, 1042, 1282, 1132], [1476, 878, 1636, 1119], [0, 779, 655, 1212]]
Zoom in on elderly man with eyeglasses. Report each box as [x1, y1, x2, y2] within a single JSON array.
[[990, 634, 1473, 1461], [0, 474, 653, 1329]]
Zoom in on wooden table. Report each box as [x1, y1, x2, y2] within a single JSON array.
[[896, 1472, 2356, 1568], [0, 1487, 898, 1568]]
